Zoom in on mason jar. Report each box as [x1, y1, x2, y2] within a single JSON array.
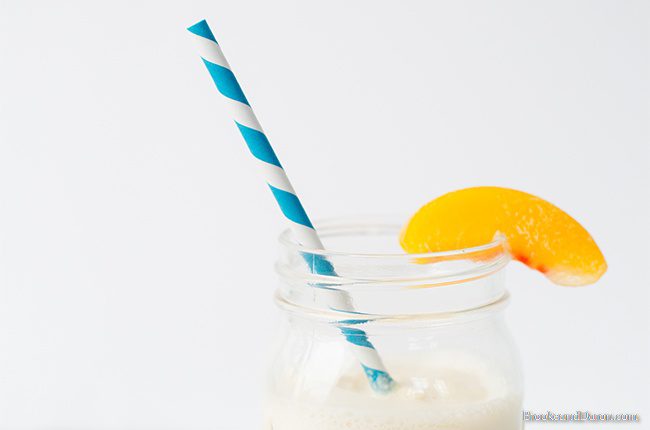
[[267, 218, 523, 430]]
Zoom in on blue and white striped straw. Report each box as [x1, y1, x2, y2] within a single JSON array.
[[187, 19, 394, 393]]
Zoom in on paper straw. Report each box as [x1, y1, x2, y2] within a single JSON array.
[[187, 19, 394, 393]]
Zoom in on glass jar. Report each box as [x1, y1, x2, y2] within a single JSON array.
[[267, 218, 523, 430]]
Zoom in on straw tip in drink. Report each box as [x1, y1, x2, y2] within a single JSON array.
[[187, 19, 217, 43]]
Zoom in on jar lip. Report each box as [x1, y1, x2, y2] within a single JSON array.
[[276, 217, 510, 316], [278, 216, 507, 259]]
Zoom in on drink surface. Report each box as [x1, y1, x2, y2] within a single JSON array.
[[268, 352, 522, 430]]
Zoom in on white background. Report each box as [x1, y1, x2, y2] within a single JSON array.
[[0, 1, 648, 429]]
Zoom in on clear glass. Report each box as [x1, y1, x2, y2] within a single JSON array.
[[267, 218, 523, 430]]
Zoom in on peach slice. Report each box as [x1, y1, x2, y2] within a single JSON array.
[[400, 187, 607, 286]]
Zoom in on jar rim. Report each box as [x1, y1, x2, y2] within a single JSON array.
[[276, 217, 510, 317], [278, 216, 507, 259]]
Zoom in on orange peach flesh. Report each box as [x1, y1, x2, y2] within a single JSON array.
[[400, 187, 607, 286]]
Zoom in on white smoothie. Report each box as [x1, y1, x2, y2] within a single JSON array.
[[269, 352, 522, 430]]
